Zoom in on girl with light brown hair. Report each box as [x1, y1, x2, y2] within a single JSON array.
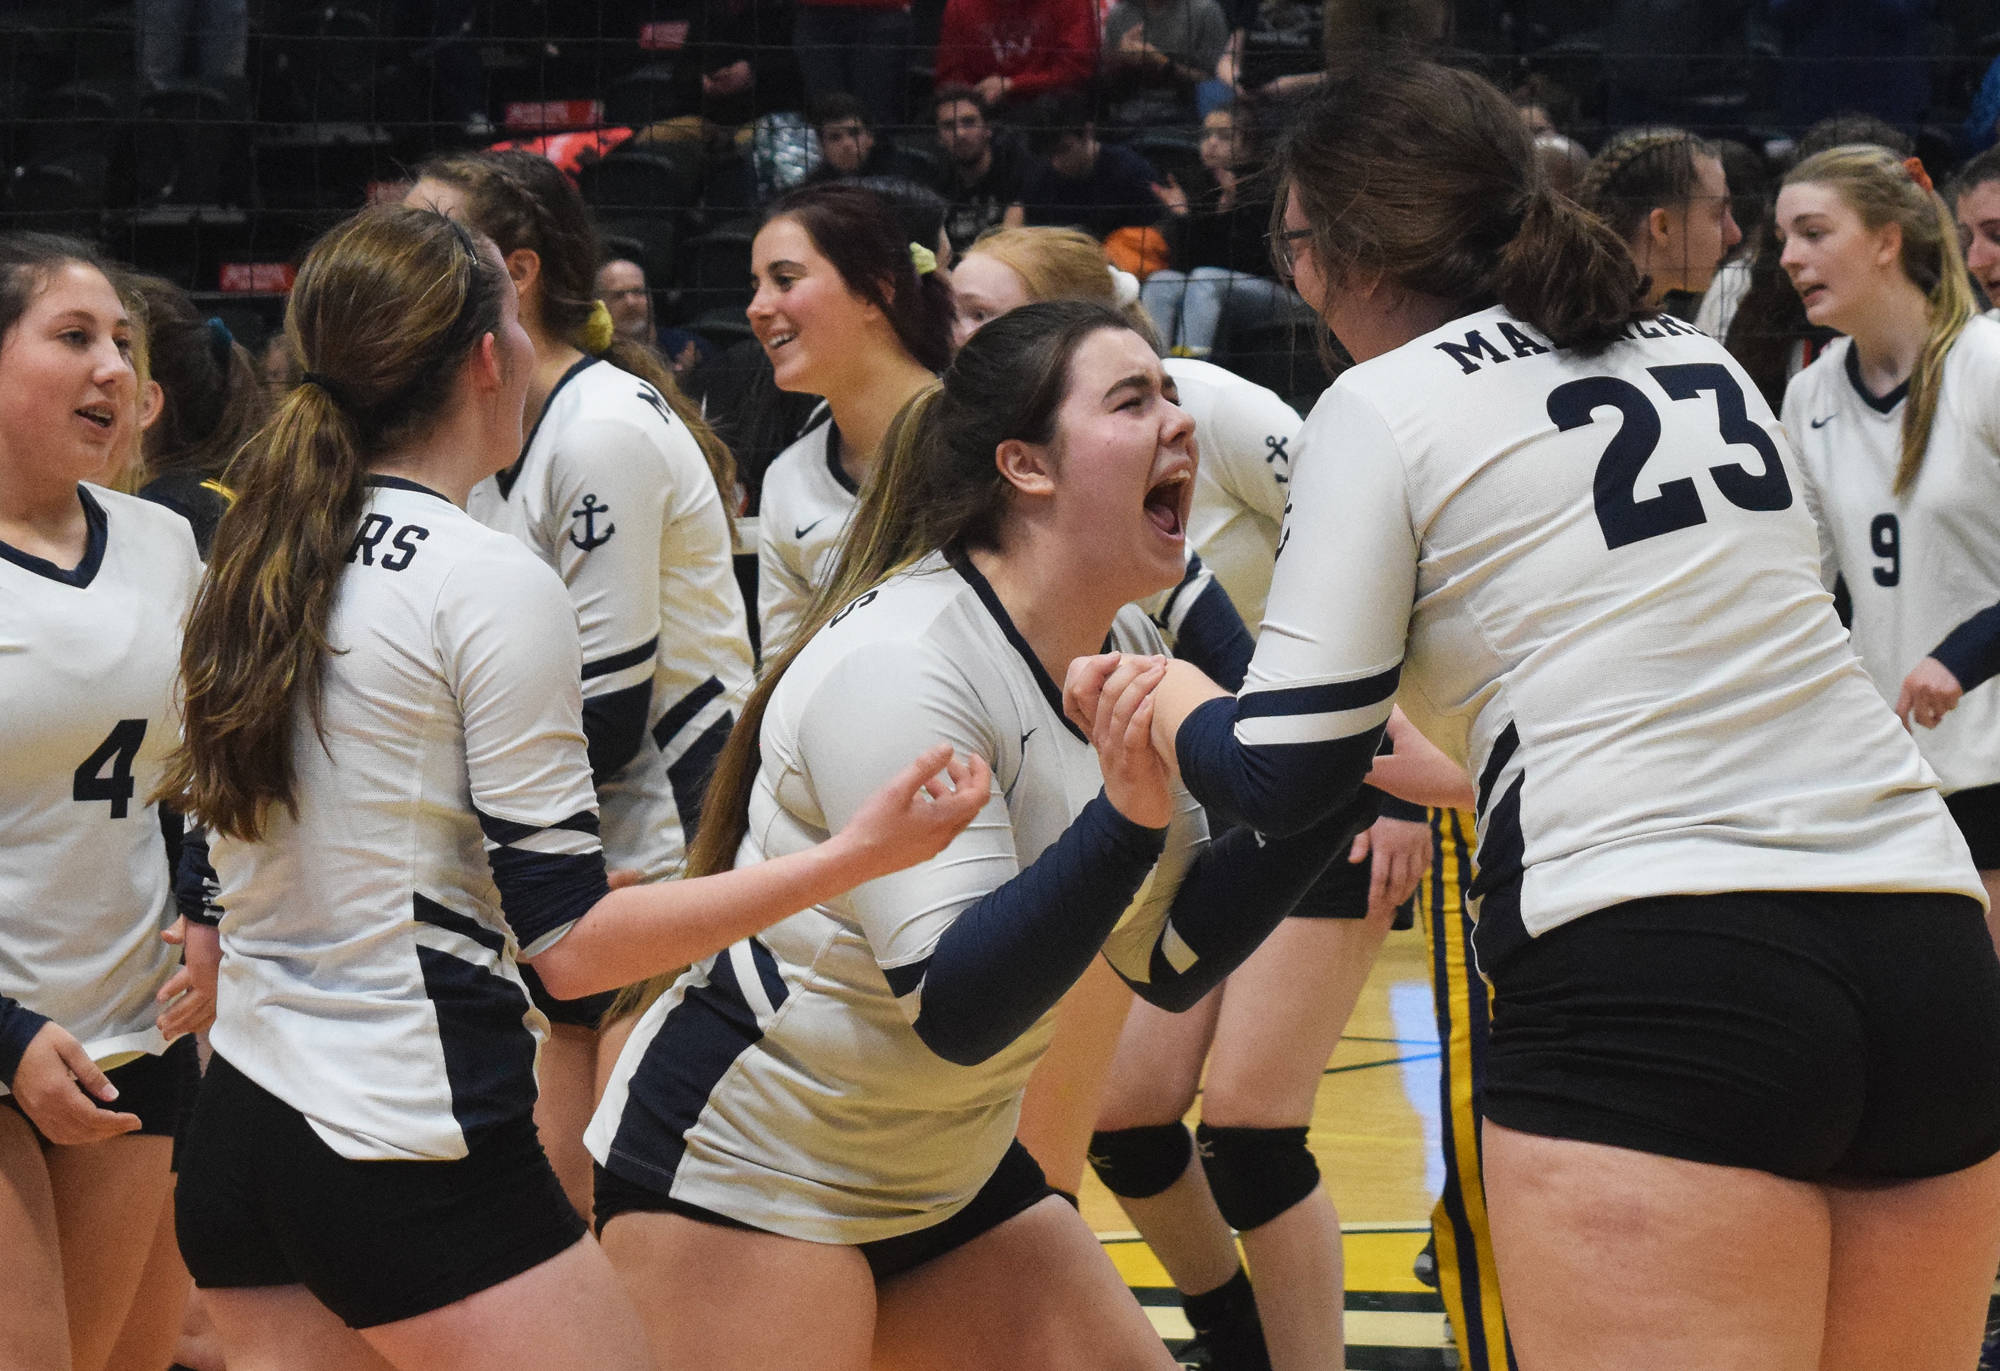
[[1777, 144, 2000, 951], [161, 203, 986, 1369]]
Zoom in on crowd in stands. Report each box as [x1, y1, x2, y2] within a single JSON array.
[[8, 2, 2000, 499]]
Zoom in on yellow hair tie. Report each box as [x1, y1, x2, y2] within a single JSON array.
[[581, 298, 616, 354], [908, 242, 938, 276]]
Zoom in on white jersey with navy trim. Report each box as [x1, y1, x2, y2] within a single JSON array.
[[1782, 320, 2000, 794], [0, 486, 199, 1074], [1162, 357, 1299, 627], [755, 418, 857, 654], [1234, 304, 1975, 943], [587, 552, 1206, 1242], [467, 358, 753, 879], [206, 481, 606, 1161]]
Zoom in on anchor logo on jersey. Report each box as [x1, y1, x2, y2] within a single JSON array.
[[570, 493, 616, 550]]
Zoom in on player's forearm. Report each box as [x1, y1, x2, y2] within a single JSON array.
[[528, 839, 869, 999]]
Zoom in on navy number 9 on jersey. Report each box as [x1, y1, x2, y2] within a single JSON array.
[[74, 719, 147, 818], [1549, 363, 1793, 551]]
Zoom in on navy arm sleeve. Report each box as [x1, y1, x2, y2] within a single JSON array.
[[1115, 788, 1378, 1013], [901, 793, 1166, 1066], [1174, 386, 1415, 837], [175, 822, 222, 927], [1933, 602, 2000, 695], [0, 996, 50, 1089], [1152, 556, 1256, 691]]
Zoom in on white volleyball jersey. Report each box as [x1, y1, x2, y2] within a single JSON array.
[[468, 359, 753, 879], [0, 487, 199, 1073], [1781, 320, 2000, 793], [589, 553, 1206, 1241], [1163, 357, 1299, 626], [1242, 304, 1974, 945], [755, 418, 857, 654], [207, 481, 606, 1161]]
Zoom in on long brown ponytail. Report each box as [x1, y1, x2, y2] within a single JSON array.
[[160, 207, 509, 840], [610, 300, 1132, 1019], [414, 150, 739, 517], [1277, 58, 1644, 350], [1784, 145, 1977, 496]]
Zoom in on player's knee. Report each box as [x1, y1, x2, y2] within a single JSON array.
[[1088, 1123, 1194, 1199], [1196, 1122, 1319, 1231]]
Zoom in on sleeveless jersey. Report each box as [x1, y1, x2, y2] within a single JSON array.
[[588, 552, 1206, 1241], [468, 358, 753, 878], [1781, 319, 2000, 794], [0, 486, 199, 1072], [207, 480, 607, 1160]]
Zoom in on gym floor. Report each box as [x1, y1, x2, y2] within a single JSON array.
[[1082, 928, 1455, 1369]]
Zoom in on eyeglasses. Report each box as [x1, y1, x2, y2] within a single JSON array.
[[1267, 225, 1314, 275]]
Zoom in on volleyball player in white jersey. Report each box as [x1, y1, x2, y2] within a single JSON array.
[[1575, 127, 1743, 311], [751, 183, 956, 653], [405, 150, 756, 1218], [950, 223, 1434, 1369], [0, 233, 215, 1371], [1073, 60, 2000, 1370], [1951, 145, 2000, 315], [1776, 145, 2000, 956], [588, 301, 1376, 1371], [163, 206, 987, 1369]]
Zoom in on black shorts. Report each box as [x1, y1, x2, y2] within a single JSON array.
[[1289, 843, 1416, 928], [594, 1139, 1057, 1282], [1, 1032, 198, 1145], [519, 962, 619, 1030], [1481, 889, 2000, 1182], [176, 1054, 587, 1329], [1945, 782, 2000, 870]]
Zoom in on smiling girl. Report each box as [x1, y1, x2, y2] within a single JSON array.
[[0, 233, 214, 1371], [750, 183, 956, 653], [587, 301, 1374, 1371], [1776, 144, 2000, 951]]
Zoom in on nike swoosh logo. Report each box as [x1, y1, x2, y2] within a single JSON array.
[[794, 517, 828, 540], [1810, 415, 1836, 429]]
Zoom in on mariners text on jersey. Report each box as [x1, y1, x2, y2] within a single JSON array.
[[1177, 304, 1978, 958]]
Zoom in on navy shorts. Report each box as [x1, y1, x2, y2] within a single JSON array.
[[1481, 889, 2000, 1182], [594, 1139, 1057, 1282], [1, 1031, 198, 1145], [176, 1054, 587, 1328], [519, 962, 620, 1030], [1945, 782, 2000, 870], [1290, 841, 1416, 927]]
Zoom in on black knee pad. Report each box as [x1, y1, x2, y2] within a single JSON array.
[[1088, 1123, 1195, 1199], [1196, 1123, 1319, 1232]]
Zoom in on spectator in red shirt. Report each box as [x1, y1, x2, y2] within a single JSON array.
[[933, 0, 1099, 111]]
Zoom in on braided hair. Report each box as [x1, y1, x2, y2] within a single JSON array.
[[1575, 128, 1716, 244]]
